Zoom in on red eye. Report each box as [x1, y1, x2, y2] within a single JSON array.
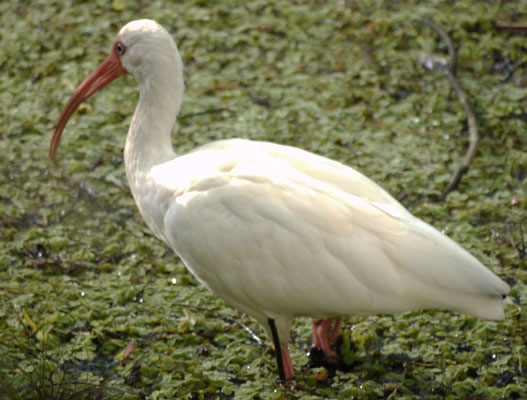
[[115, 41, 126, 55]]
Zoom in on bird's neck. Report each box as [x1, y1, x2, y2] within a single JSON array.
[[124, 65, 184, 190]]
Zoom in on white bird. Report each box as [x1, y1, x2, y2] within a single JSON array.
[[49, 20, 510, 381]]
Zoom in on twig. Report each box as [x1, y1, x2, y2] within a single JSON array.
[[179, 108, 232, 120], [243, 89, 270, 107], [422, 18, 480, 201], [240, 82, 271, 107], [422, 18, 457, 75], [171, 301, 264, 346], [495, 23, 527, 35]]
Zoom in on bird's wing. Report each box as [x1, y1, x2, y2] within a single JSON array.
[[157, 139, 509, 320], [189, 139, 413, 216]]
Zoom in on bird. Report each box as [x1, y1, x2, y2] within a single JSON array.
[[49, 19, 510, 381]]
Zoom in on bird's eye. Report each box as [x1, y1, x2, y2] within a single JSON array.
[[115, 41, 126, 55]]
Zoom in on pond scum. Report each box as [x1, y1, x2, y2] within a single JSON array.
[[1, 0, 526, 399]]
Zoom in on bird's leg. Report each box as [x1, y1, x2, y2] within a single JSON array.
[[280, 346, 295, 381], [329, 317, 342, 345], [311, 317, 342, 363], [268, 318, 295, 380]]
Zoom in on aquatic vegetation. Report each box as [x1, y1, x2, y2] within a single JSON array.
[[1, 0, 526, 398]]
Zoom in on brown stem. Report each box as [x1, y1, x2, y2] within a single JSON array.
[[422, 18, 479, 201]]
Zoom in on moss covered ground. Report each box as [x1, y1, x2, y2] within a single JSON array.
[[1, 1, 526, 398]]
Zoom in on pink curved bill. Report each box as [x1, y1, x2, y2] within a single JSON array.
[[49, 51, 127, 161]]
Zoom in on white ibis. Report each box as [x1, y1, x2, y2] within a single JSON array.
[[49, 20, 510, 381]]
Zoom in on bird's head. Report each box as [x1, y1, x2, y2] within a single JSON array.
[[49, 19, 182, 161], [116, 20, 182, 85]]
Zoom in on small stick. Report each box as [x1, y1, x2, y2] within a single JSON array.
[[422, 18, 480, 200], [422, 18, 457, 75], [171, 301, 264, 346], [179, 108, 232, 120], [495, 23, 527, 35]]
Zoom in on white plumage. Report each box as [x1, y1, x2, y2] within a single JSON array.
[[49, 20, 510, 380]]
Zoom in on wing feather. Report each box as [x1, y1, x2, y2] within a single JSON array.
[[156, 139, 509, 320]]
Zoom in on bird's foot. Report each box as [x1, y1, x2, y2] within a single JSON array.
[[308, 344, 344, 368], [309, 317, 347, 375]]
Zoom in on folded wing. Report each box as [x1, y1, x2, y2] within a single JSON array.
[[158, 139, 509, 321]]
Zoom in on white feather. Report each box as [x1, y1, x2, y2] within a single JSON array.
[[142, 139, 508, 323]]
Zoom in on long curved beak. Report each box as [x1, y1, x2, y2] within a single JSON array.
[[49, 51, 127, 161]]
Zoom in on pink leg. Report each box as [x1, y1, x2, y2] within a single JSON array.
[[312, 318, 343, 363], [329, 317, 342, 345], [267, 317, 296, 380], [281, 347, 295, 380]]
